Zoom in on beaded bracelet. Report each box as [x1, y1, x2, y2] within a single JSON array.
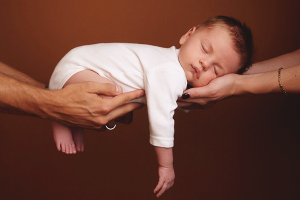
[[278, 67, 288, 95]]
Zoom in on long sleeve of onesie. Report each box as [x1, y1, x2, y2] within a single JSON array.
[[144, 65, 187, 148]]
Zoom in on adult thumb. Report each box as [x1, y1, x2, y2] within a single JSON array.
[[183, 85, 212, 99], [86, 82, 123, 96]]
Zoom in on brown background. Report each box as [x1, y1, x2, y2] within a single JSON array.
[[0, 0, 300, 199]]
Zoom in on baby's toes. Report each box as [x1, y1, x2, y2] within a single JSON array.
[[65, 144, 71, 154], [61, 144, 67, 153], [76, 143, 84, 152], [56, 143, 62, 151], [71, 144, 77, 154]]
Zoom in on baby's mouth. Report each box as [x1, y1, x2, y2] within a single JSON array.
[[191, 65, 200, 79]]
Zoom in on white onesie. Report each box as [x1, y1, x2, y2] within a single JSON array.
[[49, 43, 187, 148]]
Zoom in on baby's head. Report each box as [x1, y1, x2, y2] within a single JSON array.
[[178, 15, 254, 87]]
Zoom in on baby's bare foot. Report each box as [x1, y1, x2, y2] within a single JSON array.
[[72, 127, 84, 152], [58, 141, 76, 154], [52, 122, 77, 154], [55, 134, 77, 154]]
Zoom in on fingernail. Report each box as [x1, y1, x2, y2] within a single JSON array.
[[116, 86, 121, 93], [182, 93, 190, 99]]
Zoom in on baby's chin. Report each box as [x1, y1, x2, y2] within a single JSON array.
[[187, 81, 207, 88]]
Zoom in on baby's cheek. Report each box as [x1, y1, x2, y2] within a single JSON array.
[[190, 80, 206, 87], [192, 76, 213, 87]]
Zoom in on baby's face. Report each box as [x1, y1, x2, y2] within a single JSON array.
[[178, 25, 240, 87]]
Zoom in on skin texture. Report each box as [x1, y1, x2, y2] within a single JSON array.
[[178, 26, 240, 87], [177, 49, 300, 108], [154, 25, 241, 197], [52, 70, 122, 154], [0, 62, 145, 129], [154, 147, 175, 198]]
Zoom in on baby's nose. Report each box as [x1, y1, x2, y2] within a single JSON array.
[[200, 61, 208, 71]]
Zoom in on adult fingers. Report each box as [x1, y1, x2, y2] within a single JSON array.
[[96, 126, 107, 132], [105, 102, 143, 123], [103, 89, 145, 112], [106, 120, 116, 128], [177, 102, 206, 109], [116, 111, 134, 124], [183, 86, 213, 99], [177, 101, 193, 108], [179, 86, 215, 106], [178, 95, 211, 105], [84, 82, 123, 96]]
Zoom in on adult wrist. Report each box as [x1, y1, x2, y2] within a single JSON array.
[[238, 73, 263, 95], [240, 71, 279, 95], [35, 88, 60, 120], [231, 74, 244, 96], [22, 85, 49, 118]]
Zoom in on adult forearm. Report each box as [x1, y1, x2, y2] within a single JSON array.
[[0, 73, 50, 117], [0, 62, 45, 88], [236, 65, 300, 95], [236, 71, 279, 95], [0, 61, 146, 129], [245, 49, 300, 75], [0, 70, 145, 129]]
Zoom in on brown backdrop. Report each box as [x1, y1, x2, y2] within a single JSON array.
[[1, 0, 300, 199]]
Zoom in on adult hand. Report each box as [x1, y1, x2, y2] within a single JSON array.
[[102, 111, 135, 132], [178, 73, 239, 108], [44, 82, 144, 130]]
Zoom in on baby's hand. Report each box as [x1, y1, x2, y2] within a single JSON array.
[[154, 165, 175, 198]]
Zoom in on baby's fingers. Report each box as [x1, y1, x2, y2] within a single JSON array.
[[154, 179, 164, 194], [155, 182, 168, 198]]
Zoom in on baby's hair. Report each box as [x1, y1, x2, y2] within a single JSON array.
[[196, 16, 254, 74]]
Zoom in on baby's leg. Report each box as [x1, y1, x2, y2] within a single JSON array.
[[52, 70, 114, 153], [65, 70, 115, 151]]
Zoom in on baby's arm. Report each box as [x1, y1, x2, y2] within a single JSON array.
[[153, 147, 175, 198], [144, 66, 186, 197]]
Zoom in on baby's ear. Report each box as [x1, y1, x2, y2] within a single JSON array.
[[179, 27, 197, 45]]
